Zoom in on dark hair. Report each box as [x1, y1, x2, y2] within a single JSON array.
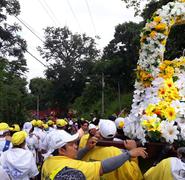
[[81, 121, 89, 126], [52, 146, 67, 156], [177, 147, 185, 163], [52, 149, 59, 156], [13, 140, 26, 148]]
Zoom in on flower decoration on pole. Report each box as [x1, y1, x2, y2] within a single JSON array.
[[123, 0, 185, 144]]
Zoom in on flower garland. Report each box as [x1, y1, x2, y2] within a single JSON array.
[[123, 1, 185, 144]]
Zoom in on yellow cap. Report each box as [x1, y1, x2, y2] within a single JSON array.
[[31, 119, 37, 126], [36, 120, 43, 127], [11, 131, 27, 146], [47, 120, 54, 126], [43, 123, 49, 129], [11, 124, 21, 132], [0, 123, 10, 131], [56, 119, 68, 127]]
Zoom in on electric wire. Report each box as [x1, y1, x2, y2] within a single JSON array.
[[66, 0, 83, 32], [25, 49, 47, 67], [15, 16, 45, 43], [42, 0, 61, 26], [38, 0, 58, 26], [84, 0, 97, 36]]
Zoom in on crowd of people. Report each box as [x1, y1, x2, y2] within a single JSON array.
[[0, 117, 184, 180]]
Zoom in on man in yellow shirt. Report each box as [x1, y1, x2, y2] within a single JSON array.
[[82, 119, 143, 180], [79, 123, 97, 149], [144, 147, 185, 180], [41, 130, 147, 180]]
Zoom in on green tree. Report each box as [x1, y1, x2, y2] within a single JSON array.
[[0, 0, 28, 123], [0, 58, 28, 123], [38, 26, 100, 109], [121, 0, 174, 16], [102, 22, 142, 90], [0, 0, 27, 61], [29, 78, 53, 111]]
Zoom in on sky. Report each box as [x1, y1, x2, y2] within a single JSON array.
[[9, 0, 143, 81]]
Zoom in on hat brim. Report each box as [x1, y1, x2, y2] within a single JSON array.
[[65, 133, 79, 143]]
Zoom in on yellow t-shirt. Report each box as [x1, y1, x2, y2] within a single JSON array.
[[79, 134, 90, 149], [144, 158, 173, 180], [41, 156, 101, 180], [82, 146, 143, 180]]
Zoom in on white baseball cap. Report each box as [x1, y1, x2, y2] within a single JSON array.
[[49, 130, 79, 150], [99, 119, 117, 139], [88, 124, 97, 130]]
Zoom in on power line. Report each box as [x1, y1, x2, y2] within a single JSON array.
[[42, 0, 61, 26], [6, 1, 47, 68], [66, 0, 83, 32], [84, 0, 97, 36], [25, 49, 47, 67], [38, 0, 58, 26], [15, 16, 45, 43]]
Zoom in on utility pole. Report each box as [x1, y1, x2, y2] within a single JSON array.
[[37, 95, 40, 119], [118, 81, 121, 112], [101, 72, 105, 116]]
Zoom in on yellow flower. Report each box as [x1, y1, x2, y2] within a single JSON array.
[[149, 122, 161, 132], [158, 87, 166, 98], [153, 16, 162, 23], [140, 35, 146, 43], [145, 104, 156, 116], [164, 60, 172, 65], [165, 87, 180, 101], [165, 107, 176, 121], [178, 0, 185, 3], [163, 30, 169, 36], [170, 18, 175, 26], [164, 78, 174, 89], [150, 31, 157, 39], [155, 23, 167, 31], [141, 119, 155, 128], [118, 121, 124, 129], [160, 66, 174, 79], [161, 39, 167, 45], [159, 63, 166, 71], [141, 119, 161, 132]]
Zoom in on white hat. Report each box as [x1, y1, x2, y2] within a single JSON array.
[[49, 130, 79, 150], [115, 117, 125, 129], [22, 122, 33, 134], [99, 119, 117, 139], [88, 124, 97, 130]]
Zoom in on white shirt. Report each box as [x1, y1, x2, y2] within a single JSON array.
[[0, 148, 39, 180]]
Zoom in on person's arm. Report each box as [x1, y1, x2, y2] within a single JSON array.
[[77, 136, 98, 160], [77, 147, 90, 160], [99, 147, 147, 175]]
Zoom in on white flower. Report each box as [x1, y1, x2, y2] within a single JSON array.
[[180, 126, 185, 140], [171, 100, 181, 113], [176, 117, 185, 129], [152, 77, 164, 87], [160, 121, 179, 143]]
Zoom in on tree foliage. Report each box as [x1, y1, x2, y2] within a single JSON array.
[[0, 58, 28, 123], [29, 78, 53, 110], [102, 22, 142, 90], [0, 0, 27, 61], [38, 26, 100, 108], [121, 0, 174, 16], [0, 0, 29, 123]]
